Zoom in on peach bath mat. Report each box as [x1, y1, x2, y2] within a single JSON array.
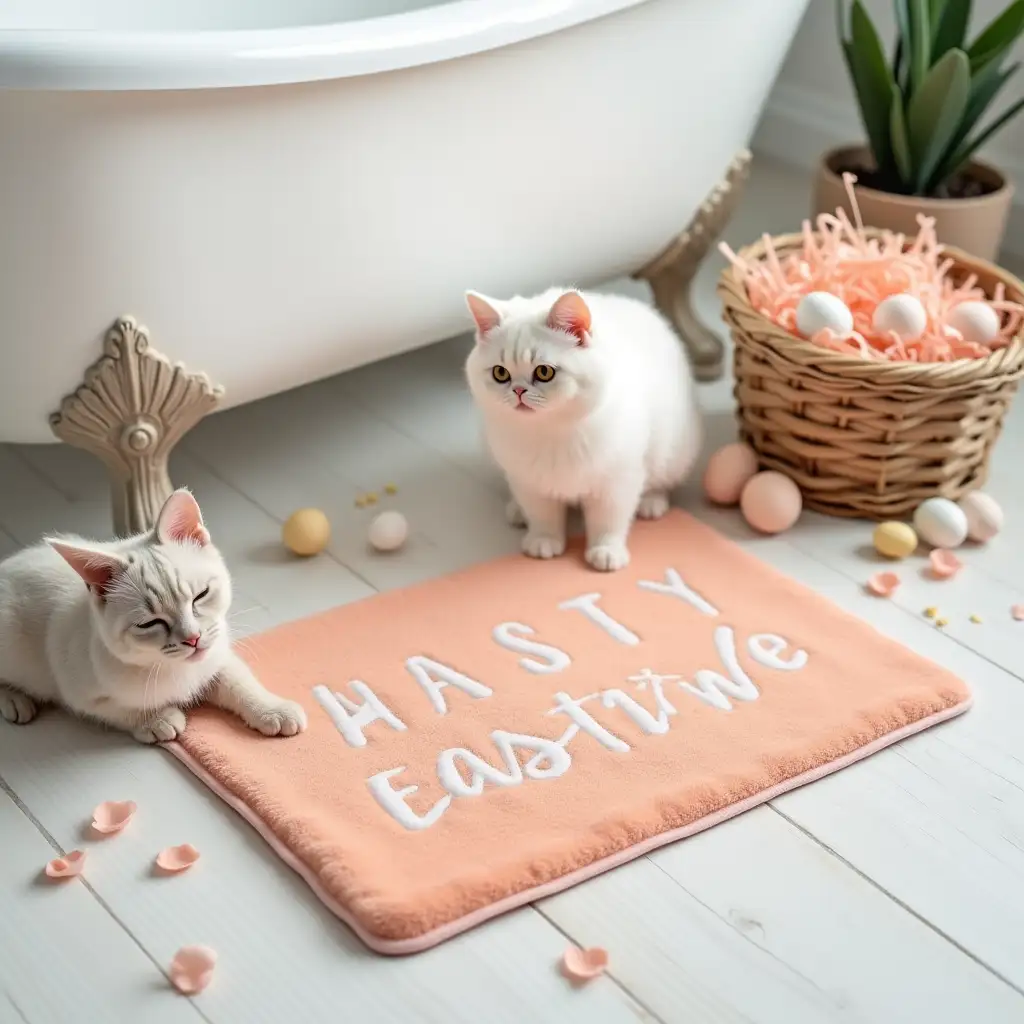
[[168, 511, 971, 954]]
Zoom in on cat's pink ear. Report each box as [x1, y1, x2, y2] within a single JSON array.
[[155, 489, 210, 547], [547, 291, 592, 345], [465, 291, 502, 339], [48, 541, 127, 597]]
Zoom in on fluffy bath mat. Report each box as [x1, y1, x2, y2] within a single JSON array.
[[169, 511, 970, 954]]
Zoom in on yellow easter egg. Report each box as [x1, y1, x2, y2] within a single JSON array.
[[872, 521, 917, 559], [282, 508, 331, 557]]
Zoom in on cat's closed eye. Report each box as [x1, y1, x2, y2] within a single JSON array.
[[491, 365, 511, 383], [193, 586, 210, 606], [136, 618, 168, 632], [533, 364, 556, 383]]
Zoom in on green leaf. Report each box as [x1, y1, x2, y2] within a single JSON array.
[[907, 0, 932, 93], [907, 47, 971, 191], [927, 0, 946, 24], [893, 0, 910, 86], [932, 0, 971, 59], [849, 0, 897, 170], [928, 57, 1018, 189], [967, 0, 1024, 72], [890, 91, 914, 184], [942, 95, 1024, 178], [966, 57, 1019, 127]]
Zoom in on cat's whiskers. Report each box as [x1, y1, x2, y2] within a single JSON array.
[[229, 606, 261, 620], [142, 661, 159, 717], [229, 631, 261, 666]]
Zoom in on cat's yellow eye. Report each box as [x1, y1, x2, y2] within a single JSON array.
[[492, 365, 511, 383], [533, 364, 556, 383]]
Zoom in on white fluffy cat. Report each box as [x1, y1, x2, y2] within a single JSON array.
[[0, 488, 307, 744], [464, 287, 702, 571]]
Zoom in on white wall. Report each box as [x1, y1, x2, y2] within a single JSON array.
[[754, 0, 1024, 250]]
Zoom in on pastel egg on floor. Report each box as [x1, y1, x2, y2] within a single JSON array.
[[795, 291, 854, 339], [282, 508, 331, 557], [912, 497, 968, 549], [872, 293, 927, 341], [702, 442, 759, 506], [368, 510, 408, 552], [958, 491, 1003, 542], [872, 521, 918, 559], [947, 300, 1000, 346], [739, 471, 802, 534]]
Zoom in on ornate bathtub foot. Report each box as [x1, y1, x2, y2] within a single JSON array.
[[50, 316, 225, 537], [634, 149, 752, 383]]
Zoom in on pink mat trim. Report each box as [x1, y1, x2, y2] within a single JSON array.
[[165, 696, 970, 956]]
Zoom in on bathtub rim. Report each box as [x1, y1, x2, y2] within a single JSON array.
[[0, 0, 652, 91]]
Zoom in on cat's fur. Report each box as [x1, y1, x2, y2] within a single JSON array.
[[464, 287, 701, 571], [0, 489, 307, 743]]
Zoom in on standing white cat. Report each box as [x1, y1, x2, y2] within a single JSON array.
[[464, 287, 702, 571], [0, 488, 307, 743]]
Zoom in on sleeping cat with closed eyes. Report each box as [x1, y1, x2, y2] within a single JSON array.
[[0, 488, 306, 744]]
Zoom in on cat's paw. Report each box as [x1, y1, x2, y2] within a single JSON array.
[[523, 531, 566, 559], [0, 687, 37, 725], [637, 491, 670, 520], [243, 699, 308, 738], [133, 706, 186, 744], [506, 499, 527, 529], [586, 541, 631, 572]]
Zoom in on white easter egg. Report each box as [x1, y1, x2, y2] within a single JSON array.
[[873, 294, 927, 341], [912, 497, 968, 549], [958, 491, 1003, 542], [947, 300, 1000, 346], [368, 510, 408, 552], [795, 291, 853, 338]]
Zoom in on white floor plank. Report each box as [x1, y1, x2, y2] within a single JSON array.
[[0, 787, 203, 1024], [183, 376, 521, 590], [540, 808, 1024, 1023], [673, 507, 1024, 991]]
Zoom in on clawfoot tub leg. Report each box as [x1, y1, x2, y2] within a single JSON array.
[[49, 316, 224, 536], [633, 149, 752, 383]]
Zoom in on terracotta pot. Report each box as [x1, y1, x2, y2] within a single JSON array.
[[813, 145, 1014, 263]]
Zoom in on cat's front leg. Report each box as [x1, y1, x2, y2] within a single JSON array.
[[0, 683, 38, 725], [510, 482, 566, 559], [132, 707, 187, 744], [81, 700, 187, 743], [209, 651, 308, 737], [582, 472, 644, 572]]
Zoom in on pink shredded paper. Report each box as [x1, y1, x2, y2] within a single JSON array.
[[720, 173, 1023, 362]]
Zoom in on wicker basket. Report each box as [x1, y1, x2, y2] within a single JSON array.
[[717, 232, 1024, 519]]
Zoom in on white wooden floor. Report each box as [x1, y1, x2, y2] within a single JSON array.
[[3, 157, 1024, 1024]]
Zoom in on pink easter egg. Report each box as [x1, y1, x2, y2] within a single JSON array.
[[740, 471, 802, 534], [703, 442, 759, 506]]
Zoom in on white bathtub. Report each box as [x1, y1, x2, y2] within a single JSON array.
[[0, 0, 809, 444]]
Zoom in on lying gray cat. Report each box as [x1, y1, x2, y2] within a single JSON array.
[[0, 488, 306, 744]]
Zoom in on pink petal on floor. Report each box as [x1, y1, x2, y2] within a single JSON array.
[[1012, 605, 1024, 621], [169, 945, 217, 995], [155, 844, 201, 874], [45, 850, 86, 879], [929, 549, 963, 579], [866, 571, 901, 597], [561, 946, 609, 982], [91, 800, 137, 835]]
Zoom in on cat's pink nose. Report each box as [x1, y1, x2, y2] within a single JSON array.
[[183, 633, 200, 649], [513, 387, 527, 398]]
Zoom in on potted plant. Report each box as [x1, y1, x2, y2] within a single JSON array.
[[816, 0, 1024, 260]]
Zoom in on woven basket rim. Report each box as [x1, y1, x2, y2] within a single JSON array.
[[718, 229, 1024, 384]]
